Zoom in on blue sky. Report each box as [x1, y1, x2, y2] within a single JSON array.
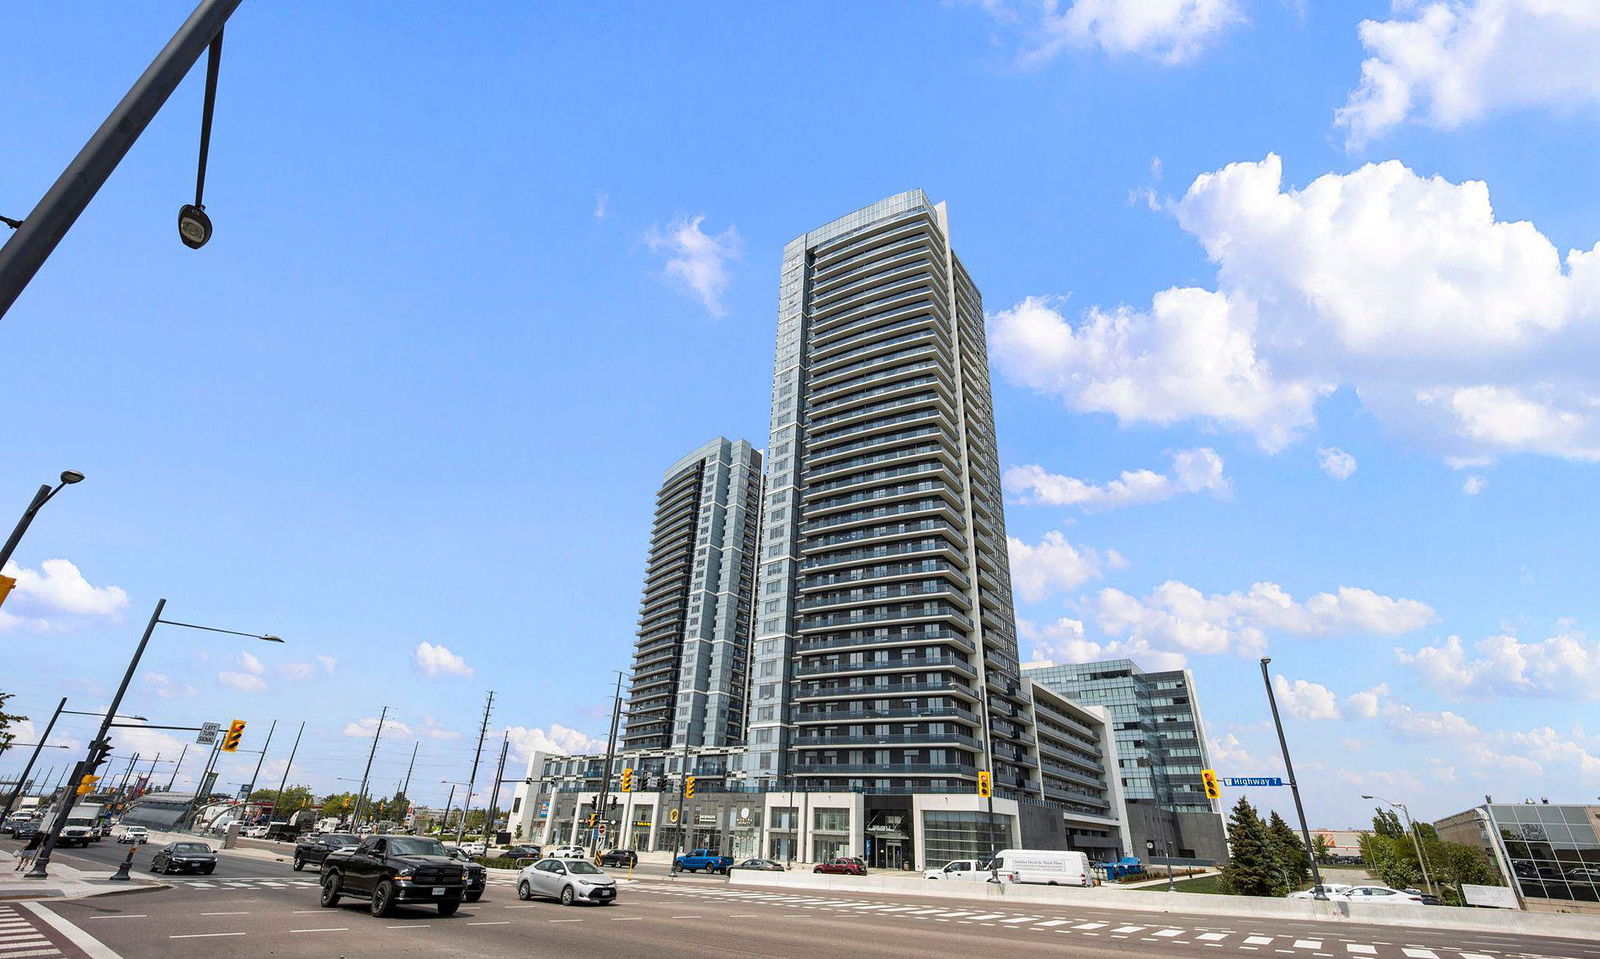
[[3, 1, 1598, 828]]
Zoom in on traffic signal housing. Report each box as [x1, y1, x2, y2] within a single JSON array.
[[0, 573, 16, 609], [977, 770, 992, 798], [76, 774, 101, 796], [620, 767, 633, 793], [221, 719, 246, 753], [684, 775, 696, 799], [1201, 768, 1221, 800]]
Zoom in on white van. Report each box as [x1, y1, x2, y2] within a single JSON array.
[[988, 849, 1092, 887]]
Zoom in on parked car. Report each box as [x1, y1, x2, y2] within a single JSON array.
[[599, 849, 638, 869], [516, 858, 617, 905], [548, 845, 588, 860], [294, 833, 360, 871], [150, 841, 218, 875], [673, 848, 734, 874], [501, 845, 542, 861], [924, 859, 997, 881], [814, 858, 867, 876], [443, 847, 488, 902], [731, 858, 786, 872], [1286, 883, 1354, 900], [1339, 885, 1426, 904], [460, 840, 487, 856], [116, 825, 150, 844], [319, 835, 467, 917]]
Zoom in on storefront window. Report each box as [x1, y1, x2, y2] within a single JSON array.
[[814, 807, 849, 832], [922, 810, 1013, 869]]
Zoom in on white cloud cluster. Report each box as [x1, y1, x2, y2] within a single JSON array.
[[343, 715, 413, 739], [1006, 531, 1124, 602], [0, 559, 128, 633], [1086, 580, 1434, 662], [1463, 474, 1489, 495], [413, 641, 474, 678], [989, 155, 1600, 464], [1005, 447, 1229, 511], [1397, 625, 1600, 700], [218, 651, 267, 693], [145, 672, 198, 699], [1317, 447, 1358, 480], [1273, 675, 1342, 720], [984, 0, 1244, 66], [505, 724, 606, 761], [645, 214, 740, 317], [1337, 0, 1600, 148]]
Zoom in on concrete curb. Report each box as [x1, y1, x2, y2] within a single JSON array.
[[728, 870, 1600, 942]]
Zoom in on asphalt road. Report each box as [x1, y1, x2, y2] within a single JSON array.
[[7, 839, 1599, 959]]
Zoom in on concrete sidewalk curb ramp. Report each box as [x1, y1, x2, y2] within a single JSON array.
[[0, 849, 166, 901], [728, 870, 1600, 943]]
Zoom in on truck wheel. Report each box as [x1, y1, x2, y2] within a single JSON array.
[[370, 881, 395, 917], [559, 886, 575, 906], [292, 856, 305, 872], [437, 901, 459, 917], [517, 881, 533, 901], [320, 873, 342, 907]]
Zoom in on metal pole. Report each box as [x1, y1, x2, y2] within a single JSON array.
[[1, 697, 65, 821], [457, 692, 494, 845], [351, 708, 387, 830], [0, 485, 52, 574], [243, 718, 276, 800], [672, 732, 691, 860], [593, 673, 623, 855], [114, 753, 140, 802], [484, 735, 509, 846], [1258, 658, 1326, 897], [0, 0, 245, 321], [440, 784, 457, 838], [270, 721, 304, 825], [1398, 803, 1436, 896], [400, 741, 419, 798], [166, 743, 189, 791], [28, 599, 165, 878]]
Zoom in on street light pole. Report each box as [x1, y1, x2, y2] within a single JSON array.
[[1259, 658, 1327, 898], [351, 707, 388, 830], [1363, 794, 1436, 896], [0, 472, 85, 577], [243, 718, 276, 803], [0, 0, 244, 321]]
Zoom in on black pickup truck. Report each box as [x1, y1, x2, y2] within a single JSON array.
[[292, 832, 358, 871], [319, 835, 468, 917]]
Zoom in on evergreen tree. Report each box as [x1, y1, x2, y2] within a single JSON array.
[[1311, 834, 1333, 863], [1219, 797, 1287, 897], [1267, 812, 1310, 889]]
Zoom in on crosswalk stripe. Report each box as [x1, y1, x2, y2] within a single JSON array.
[[0, 950, 62, 959], [1402, 950, 1438, 958], [1154, 929, 1185, 937], [1037, 920, 1068, 927], [999, 916, 1040, 924], [1294, 941, 1323, 950], [967, 914, 1007, 921], [1347, 946, 1377, 955], [1247, 937, 1276, 945], [1199, 933, 1230, 941], [1113, 925, 1147, 933], [1075, 922, 1108, 930]]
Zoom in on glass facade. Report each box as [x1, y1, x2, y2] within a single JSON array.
[[922, 810, 1014, 868], [1489, 804, 1600, 904]]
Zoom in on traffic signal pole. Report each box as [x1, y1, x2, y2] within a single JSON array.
[[1259, 658, 1326, 897], [591, 673, 623, 856], [0, 0, 245, 321]]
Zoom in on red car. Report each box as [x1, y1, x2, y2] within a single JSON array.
[[813, 857, 867, 876]]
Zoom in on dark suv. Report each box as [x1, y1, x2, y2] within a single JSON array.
[[599, 849, 638, 869], [320, 835, 467, 917], [294, 833, 358, 872]]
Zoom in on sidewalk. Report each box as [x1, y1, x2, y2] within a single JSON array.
[[0, 848, 162, 901]]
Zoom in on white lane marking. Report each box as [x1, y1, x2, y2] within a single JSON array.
[[170, 933, 247, 939], [1403, 951, 1439, 959], [1199, 933, 1230, 941], [1462, 954, 1498, 959], [547, 919, 583, 923], [1295, 941, 1324, 950], [1114, 926, 1147, 933], [1076, 922, 1108, 929], [610, 917, 642, 921], [289, 928, 349, 933], [672, 916, 703, 919], [1001, 917, 1041, 924], [968, 914, 1007, 921], [728, 914, 760, 918], [289, 911, 323, 914], [1247, 938, 1276, 946], [466, 921, 510, 926], [1155, 929, 1185, 937], [1037, 920, 1068, 927], [1348, 947, 1377, 955], [84, 916, 146, 921], [199, 912, 249, 916]]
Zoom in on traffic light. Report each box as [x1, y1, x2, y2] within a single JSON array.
[[684, 776, 696, 799], [76, 774, 101, 796], [620, 768, 633, 793], [1201, 768, 1221, 800], [976, 770, 992, 798], [85, 739, 114, 771], [221, 719, 246, 753], [0, 573, 16, 609]]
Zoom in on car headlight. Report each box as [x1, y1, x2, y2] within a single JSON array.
[[395, 871, 414, 880]]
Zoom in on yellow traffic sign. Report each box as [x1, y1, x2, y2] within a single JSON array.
[[221, 719, 247, 752]]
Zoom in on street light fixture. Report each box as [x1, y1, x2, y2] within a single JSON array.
[[24, 597, 280, 879], [1362, 793, 1436, 896], [0, 470, 86, 579]]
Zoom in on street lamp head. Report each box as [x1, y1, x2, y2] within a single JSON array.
[[260, 635, 284, 644], [59, 470, 85, 485], [1362, 794, 1374, 799]]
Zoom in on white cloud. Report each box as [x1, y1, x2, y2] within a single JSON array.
[[1005, 447, 1229, 511], [144, 672, 198, 699], [982, 0, 1245, 66], [238, 651, 264, 675], [418, 715, 460, 741], [1086, 580, 1434, 663], [343, 715, 413, 739], [1337, 0, 1600, 148], [279, 662, 316, 681], [645, 214, 740, 317], [1382, 700, 1479, 740], [412, 641, 474, 678], [1397, 625, 1600, 700], [0, 559, 129, 631], [1345, 682, 1390, 719], [1273, 674, 1342, 720], [505, 724, 605, 761], [1021, 615, 1193, 668], [316, 655, 337, 674], [1006, 531, 1114, 602], [217, 671, 266, 692], [989, 154, 1600, 464], [594, 192, 610, 220], [1317, 447, 1358, 480], [1463, 474, 1488, 494]]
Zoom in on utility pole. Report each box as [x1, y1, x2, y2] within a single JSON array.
[[351, 708, 388, 829], [401, 741, 419, 798], [270, 721, 304, 824], [672, 731, 692, 858], [243, 718, 276, 801], [1260, 658, 1327, 898], [0, 0, 245, 321], [1, 697, 65, 821], [484, 734, 509, 846], [457, 691, 494, 845], [593, 672, 624, 855], [166, 743, 189, 791]]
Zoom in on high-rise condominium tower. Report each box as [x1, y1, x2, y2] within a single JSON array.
[[623, 437, 763, 752], [743, 190, 1033, 798]]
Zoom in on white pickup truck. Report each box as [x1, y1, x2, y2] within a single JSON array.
[[924, 859, 997, 881]]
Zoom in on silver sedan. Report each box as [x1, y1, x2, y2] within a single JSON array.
[[516, 858, 618, 906]]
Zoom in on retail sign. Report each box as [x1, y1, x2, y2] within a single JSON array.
[[697, 813, 716, 825], [1222, 777, 1284, 787]]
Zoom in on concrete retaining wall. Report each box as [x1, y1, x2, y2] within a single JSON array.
[[728, 870, 1600, 942]]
